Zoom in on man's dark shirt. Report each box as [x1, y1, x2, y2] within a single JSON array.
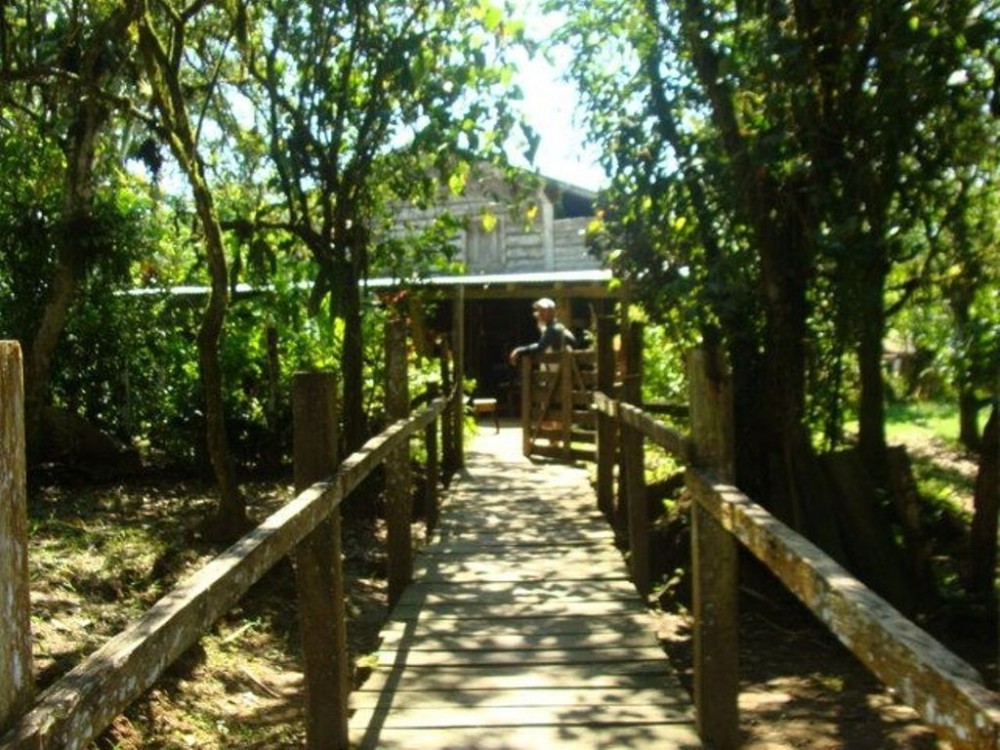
[[514, 321, 576, 359]]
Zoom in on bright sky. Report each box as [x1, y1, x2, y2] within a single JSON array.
[[509, 2, 607, 193]]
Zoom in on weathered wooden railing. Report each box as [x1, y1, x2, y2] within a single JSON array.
[[0, 332, 455, 750], [594, 343, 1000, 750], [519, 349, 597, 462]]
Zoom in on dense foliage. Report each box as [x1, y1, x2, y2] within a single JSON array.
[[557, 0, 999, 602], [0, 1, 996, 583], [560, 0, 998, 458], [0, 0, 525, 506]]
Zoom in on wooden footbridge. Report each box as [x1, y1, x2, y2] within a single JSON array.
[[2, 338, 999, 750], [349, 427, 700, 749]]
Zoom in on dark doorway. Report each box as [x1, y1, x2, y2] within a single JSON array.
[[465, 298, 536, 415]]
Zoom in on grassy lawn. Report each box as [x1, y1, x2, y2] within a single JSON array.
[[884, 400, 969, 446], [846, 400, 980, 516]]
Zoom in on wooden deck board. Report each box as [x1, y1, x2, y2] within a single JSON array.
[[349, 427, 701, 749], [350, 686, 689, 710]]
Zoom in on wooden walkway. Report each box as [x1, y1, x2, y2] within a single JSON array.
[[349, 426, 701, 749]]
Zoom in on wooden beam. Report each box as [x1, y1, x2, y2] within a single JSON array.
[[521, 355, 532, 457], [621, 324, 649, 596], [293, 372, 348, 750], [595, 311, 616, 520], [617, 403, 694, 464], [0, 398, 448, 750], [687, 470, 1000, 750], [385, 315, 412, 607], [439, 336, 456, 477], [687, 346, 739, 750], [0, 342, 33, 734], [424, 382, 441, 534], [452, 285, 466, 469]]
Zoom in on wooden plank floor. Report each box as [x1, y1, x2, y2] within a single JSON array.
[[349, 425, 702, 749]]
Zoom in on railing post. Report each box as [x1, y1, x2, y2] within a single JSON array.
[[520, 355, 533, 457], [621, 323, 650, 597], [451, 285, 465, 469], [385, 314, 412, 608], [424, 382, 441, 534], [0, 342, 33, 735], [616, 322, 642, 539], [596, 311, 617, 520], [687, 346, 739, 750], [439, 336, 456, 479], [292, 371, 348, 750], [559, 350, 573, 460]]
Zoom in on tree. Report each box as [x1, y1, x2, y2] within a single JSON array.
[[558, 0, 998, 607], [967, 404, 997, 598], [135, 0, 247, 536], [0, 0, 139, 458], [242, 0, 522, 456]]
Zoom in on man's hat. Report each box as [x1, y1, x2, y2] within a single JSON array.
[[532, 297, 556, 310]]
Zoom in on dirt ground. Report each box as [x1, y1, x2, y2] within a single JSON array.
[[655, 587, 996, 750], [15, 442, 999, 749]]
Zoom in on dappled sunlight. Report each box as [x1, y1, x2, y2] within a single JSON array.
[[350, 427, 700, 747]]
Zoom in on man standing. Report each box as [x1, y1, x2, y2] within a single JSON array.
[[508, 297, 576, 365]]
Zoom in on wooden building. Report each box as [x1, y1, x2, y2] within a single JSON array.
[[378, 170, 619, 413]]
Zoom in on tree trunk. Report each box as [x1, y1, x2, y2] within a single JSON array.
[[137, 14, 245, 537], [262, 323, 282, 473], [857, 265, 888, 480], [967, 404, 998, 597], [951, 288, 982, 453], [189, 168, 244, 535], [22, 6, 133, 461], [339, 261, 367, 456], [958, 389, 982, 454]]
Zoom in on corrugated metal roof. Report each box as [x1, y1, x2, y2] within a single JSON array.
[[124, 269, 615, 298], [364, 269, 613, 288]]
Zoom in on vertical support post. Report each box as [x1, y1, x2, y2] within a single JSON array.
[[292, 372, 348, 750], [520, 355, 533, 457], [451, 286, 465, 469], [687, 346, 738, 750], [0, 342, 34, 734], [596, 310, 616, 520], [439, 336, 456, 479], [424, 382, 441, 535], [559, 350, 573, 460], [385, 314, 412, 608], [622, 323, 649, 596], [616, 322, 643, 541]]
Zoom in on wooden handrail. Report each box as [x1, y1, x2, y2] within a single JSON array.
[[593, 390, 693, 463], [598, 384, 1000, 750], [0, 394, 451, 750], [688, 469, 1000, 749]]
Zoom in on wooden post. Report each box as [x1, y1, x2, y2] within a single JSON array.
[[424, 382, 441, 535], [621, 324, 649, 596], [520, 355, 533, 457], [0, 342, 33, 734], [558, 350, 572, 459], [292, 372, 348, 750], [596, 310, 617, 520], [616, 322, 643, 541], [385, 315, 412, 608], [451, 286, 465, 469], [687, 346, 739, 750], [439, 336, 456, 479]]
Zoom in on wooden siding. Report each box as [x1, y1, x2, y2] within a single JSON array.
[[389, 181, 600, 276]]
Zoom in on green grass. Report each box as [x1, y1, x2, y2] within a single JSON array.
[[887, 401, 979, 512], [884, 400, 964, 445], [842, 399, 978, 523]]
